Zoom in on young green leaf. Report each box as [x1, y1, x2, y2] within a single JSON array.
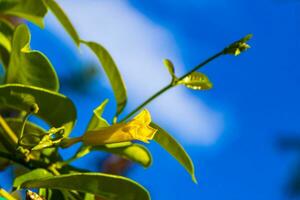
[[31, 127, 64, 151], [151, 123, 197, 183], [163, 59, 176, 80], [81, 41, 127, 117], [42, 0, 80, 46], [14, 168, 52, 188], [0, 84, 77, 136], [86, 99, 109, 131], [5, 24, 59, 91], [21, 172, 150, 200], [95, 143, 152, 168], [2, 0, 48, 28], [223, 34, 252, 56], [179, 72, 212, 90]]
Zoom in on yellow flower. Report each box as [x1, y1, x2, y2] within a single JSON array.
[[82, 109, 157, 145]]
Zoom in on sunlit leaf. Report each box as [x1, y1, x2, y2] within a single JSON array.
[[223, 34, 252, 56], [0, 84, 77, 136], [5, 24, 59, 91], [179, 72, 212, 90], [84, 193, 94, 200], [0, 32, 11, 52], [81, 41, 127, 117], [20, 172, 150, 200], [151, 123, 197, 183], [86, 99, 109, 131], [43, 0, 80, 46], [2, 0, 48, 28], [13, 168, 52, 188], [31, 127, 64, 150], [96, 143, 152, 168], [163, 59, 176, 80]]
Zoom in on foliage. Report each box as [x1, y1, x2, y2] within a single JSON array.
[[0, 1, 251, 199]]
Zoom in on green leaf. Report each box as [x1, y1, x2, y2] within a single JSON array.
[[14, 168, 52, 188], [0, 0, 19, 12], [179, 72, 212, 90], [151, 123, 197, 183], [0, 84, 77, 136], [96, 143, 152, 168], [31, 127, 64, 150], [223, 34, 252, 56], [43, 0, 80, 46], [86, 99, 109, 131], [21, 172, 150, 200], [1, 118, 46, 148], [6, 24, 59, 91], [0, 32, 11, 52], [3, 0, 48, 28], [81, 41, 127, 117], [84, 193, 95, 200], [163, 59, 176, 80], [0, 18, 14, 37], [0, 156, 10, 171], [0, 19, 14, 67]]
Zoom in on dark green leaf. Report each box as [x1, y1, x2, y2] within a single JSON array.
[[3, 0, 48, 28], [0, 0, 19, 12], [81, 41, 127, 117], [151, 123, 197, 183], [0, 19, 14, 67], [179, 72, 212, 90], [0, 19, 14, 37], [1, 118, 46, 148], [14, 168, 52, 188], [96, 143, 152, 168], [6, 24, 59, 91], [43, 0, 80, 46], [21, 172, 150, 200], [0, 84, 77, 136]]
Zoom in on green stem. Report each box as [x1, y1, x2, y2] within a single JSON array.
[[0, 114, 18, 144], [120, 50, 224, 122], [18, 113, 30, 146], [0, 151, 32, 169], [120, 84, 173, 122], [177, 51, 224, 81], [0, 188, 17, 200]]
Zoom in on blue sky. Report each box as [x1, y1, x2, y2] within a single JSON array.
[[2, 0, 300, 199]]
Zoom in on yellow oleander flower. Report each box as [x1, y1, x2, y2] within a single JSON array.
[[82, 109, 157, 145]]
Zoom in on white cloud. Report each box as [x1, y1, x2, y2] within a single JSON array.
[[47, 0, 224, 145]]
